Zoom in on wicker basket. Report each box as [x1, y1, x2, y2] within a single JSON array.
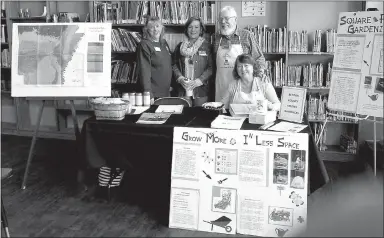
[[91, 101, 129, 121]]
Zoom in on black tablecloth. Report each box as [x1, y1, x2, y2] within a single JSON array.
[[81, 106, 329, 194]]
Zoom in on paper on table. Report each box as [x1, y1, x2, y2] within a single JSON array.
[[156, 105, 184, 114], [267, 121, 308, 133], [211, 115, 246, 130], [128, 106, 150, 115]]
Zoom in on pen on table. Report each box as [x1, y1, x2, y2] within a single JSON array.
[[260, 121, 275, 130], [185, 116, 197, 126]]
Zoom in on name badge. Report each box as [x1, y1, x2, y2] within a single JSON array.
[[154, 47, 161, 52], [198, 51, 207, 56]]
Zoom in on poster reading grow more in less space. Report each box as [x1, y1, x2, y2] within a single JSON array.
[[11, 23, 112, 97], [328, 11, 383, 118], [169, 127, 309, 237]]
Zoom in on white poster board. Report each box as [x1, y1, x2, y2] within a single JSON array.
[[328, 11, 383, 118], [242, 1, 266, 17], [11, 23, 112, 97], [169, 127, 309, 237], [278, 87, 307, 123]]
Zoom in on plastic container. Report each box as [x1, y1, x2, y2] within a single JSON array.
[[136, 93, 143, 106], [129, 93, 136, 106], [143, 91, 151, 106]]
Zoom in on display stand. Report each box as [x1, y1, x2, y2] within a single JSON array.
[[325, 11, 383, 177], [21, 99, 81, 189], [316, 111, 382, 176]]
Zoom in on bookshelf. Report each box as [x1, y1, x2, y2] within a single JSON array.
[[1, 0, 368, 145], [1, 1, 17, 134]]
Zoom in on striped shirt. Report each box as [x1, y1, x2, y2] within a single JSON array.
[[221, 77, 281, 110], [98, 167, 124, 188], [212, 28, 267, 74]]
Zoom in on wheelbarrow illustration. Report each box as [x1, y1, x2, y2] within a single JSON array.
[[203, 216, 232, 232]]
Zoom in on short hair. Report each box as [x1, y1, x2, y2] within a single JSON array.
[[184, 17, 206, 38], [232, 54, 257, 80], [220, 6, 237, 17], [142, 16, 165, 41]]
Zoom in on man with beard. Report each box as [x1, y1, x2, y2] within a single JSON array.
[[213, 6, 266, 102]]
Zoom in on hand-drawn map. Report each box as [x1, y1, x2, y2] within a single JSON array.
[[12, 23, 111, 97]]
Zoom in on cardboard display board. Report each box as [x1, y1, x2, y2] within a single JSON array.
[[328, 11, 383, 118], [11, 23, 112, 97], [169, 127, 309, 237]]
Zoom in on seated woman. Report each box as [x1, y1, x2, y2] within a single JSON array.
[[221, 54, 281, 110]]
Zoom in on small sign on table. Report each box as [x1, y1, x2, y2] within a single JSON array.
[[278, 86, 307, 123]]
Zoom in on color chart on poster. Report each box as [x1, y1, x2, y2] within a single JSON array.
[[169, 127, 309, 237], [328, 11, 383, 118]]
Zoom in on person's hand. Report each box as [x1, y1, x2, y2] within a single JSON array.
[[189, 79, 203, 90], [178, 77, 192, 90]]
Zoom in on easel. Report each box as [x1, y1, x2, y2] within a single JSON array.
[[316, 111, 382, 176], [21, 98, 83, 190]]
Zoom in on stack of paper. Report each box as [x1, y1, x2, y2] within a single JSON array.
[[229, 104, 257, 117], [211, 115, 246, 130], [155, 105, 184, 114], [136, 112, 172, 124], [267, 121, 308, 133]]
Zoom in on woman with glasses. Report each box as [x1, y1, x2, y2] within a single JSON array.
[[136, 16, 172, 103], [221, 54, 280, 110], [172, 17, 213, 106], [213, 6, 266, 102]]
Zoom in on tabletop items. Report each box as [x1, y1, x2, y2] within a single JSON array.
[[89, 97, 130, 121]]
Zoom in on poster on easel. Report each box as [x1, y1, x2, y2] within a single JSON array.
[[11, 23, 112, 97], [328, 11, 383, 118], [169, 127, 309, 237]]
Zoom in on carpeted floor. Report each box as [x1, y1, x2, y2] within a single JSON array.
[[0, 134, 376, 237]]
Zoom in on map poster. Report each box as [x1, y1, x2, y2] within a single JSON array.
[[11, 23, 112, 97], [169, 127, 309, 237], [328, 11, 383, 118]]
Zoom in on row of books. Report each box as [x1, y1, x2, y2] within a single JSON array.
[[302, 62, 332, 88], [1, 25, 6, 43], [93, 1, 216, 25], [288, 29, 336, 53], [1, 48, 10, 67], [111, 60, 138, 84], [285, 63, 332, 88], [112, 28, 142, 52], [266, 61, 333, 88], [306, 94, 359, 123], [306, 94, 327, 121], [266, 59, 285, 87], [1, 1, 5, 18], [248, 26, 287, 53]]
